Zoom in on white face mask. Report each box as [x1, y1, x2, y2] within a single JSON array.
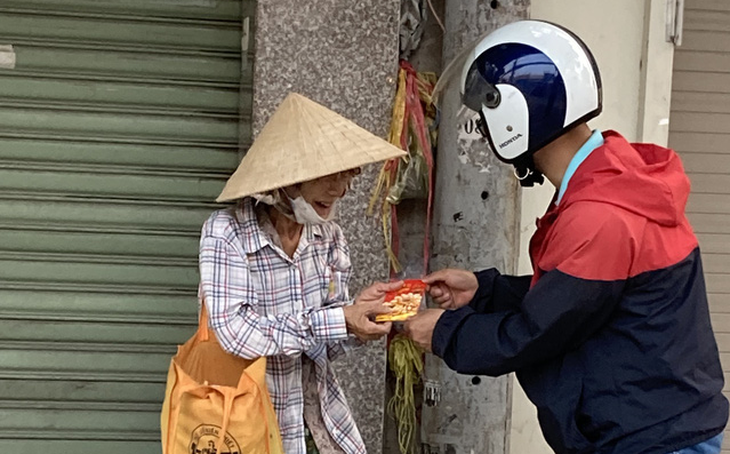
[[288, 195, 336, 225]]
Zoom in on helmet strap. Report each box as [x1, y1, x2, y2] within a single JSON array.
[[513, 155, 545, 187]]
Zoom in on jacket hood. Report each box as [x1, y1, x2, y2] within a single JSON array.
[[561, 131, 690, 227]]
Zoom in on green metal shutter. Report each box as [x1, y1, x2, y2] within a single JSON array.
[[0, 1, 253, 452]]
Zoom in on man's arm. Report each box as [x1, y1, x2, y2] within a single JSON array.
[[433, 270, 624, 375], [469, 269, 532, 313], [428, 204, 635, 375], [425, 268, 532, 314]]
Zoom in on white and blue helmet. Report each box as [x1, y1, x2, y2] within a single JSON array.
[[439, 20, 602, 186]]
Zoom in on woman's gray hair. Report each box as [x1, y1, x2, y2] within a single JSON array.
[[250, 188, 295, 218]]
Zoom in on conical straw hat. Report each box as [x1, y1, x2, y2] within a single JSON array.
[[216, 92, 407, 202]]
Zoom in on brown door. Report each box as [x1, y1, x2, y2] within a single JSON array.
[[669, 0, 730, 451]]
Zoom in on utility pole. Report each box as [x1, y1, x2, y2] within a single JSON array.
[[421, 1, 528, 453]]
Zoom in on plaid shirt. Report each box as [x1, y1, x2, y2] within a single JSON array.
[[199, 198, 366, 454]]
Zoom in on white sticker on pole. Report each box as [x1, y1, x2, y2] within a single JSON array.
[[457, 106, 484, 141], [0, 45, 16, 69]]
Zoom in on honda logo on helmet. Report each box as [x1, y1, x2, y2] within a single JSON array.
[[499, 133, 523, 149]]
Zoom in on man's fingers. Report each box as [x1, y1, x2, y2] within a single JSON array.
[[431, 285, 452, 305], [429, 285, 445, 298], [403, 313, 421, 330], [422, 269, 451, 285], [431, 291, 448, 301]]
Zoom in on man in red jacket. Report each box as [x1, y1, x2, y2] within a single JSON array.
[[404, 20, 728, 454]]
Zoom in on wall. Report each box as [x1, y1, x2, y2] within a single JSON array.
[[511, 1, 676, 453], [251, 2, 400, 452]]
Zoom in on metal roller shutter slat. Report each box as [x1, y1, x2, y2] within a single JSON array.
[[0, 0, 252, 448]]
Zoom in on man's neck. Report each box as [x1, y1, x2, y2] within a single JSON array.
[[533, 123, 593, 189]]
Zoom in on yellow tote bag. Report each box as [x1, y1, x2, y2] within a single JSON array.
[[160, 302, 283, 454]]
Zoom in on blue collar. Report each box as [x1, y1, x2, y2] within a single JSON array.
[[556, 129, 604, 205]]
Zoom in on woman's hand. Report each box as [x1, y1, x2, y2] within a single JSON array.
[[343, 281, 403, 342]]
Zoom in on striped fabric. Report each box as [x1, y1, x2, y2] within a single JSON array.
[[199, 197, 365, 454]]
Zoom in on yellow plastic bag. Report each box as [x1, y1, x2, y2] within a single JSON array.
[[160, 302, 283, 454]]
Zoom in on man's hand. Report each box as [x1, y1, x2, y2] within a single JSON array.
[[343, 281, 403, 342], [403, 308, 445, 352], [423, 269, 478, 309]]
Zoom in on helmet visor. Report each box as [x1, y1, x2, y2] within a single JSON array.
[[431, 31, 491, 109], [462, 64, 500, 113]]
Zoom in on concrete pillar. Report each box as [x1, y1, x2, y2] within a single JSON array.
[[637, 0, 677, 146], [251, 1, 400, 452], [421, 1, 528, 453]]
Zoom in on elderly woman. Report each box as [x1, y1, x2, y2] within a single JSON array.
[[199, 94, 405, 454]]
